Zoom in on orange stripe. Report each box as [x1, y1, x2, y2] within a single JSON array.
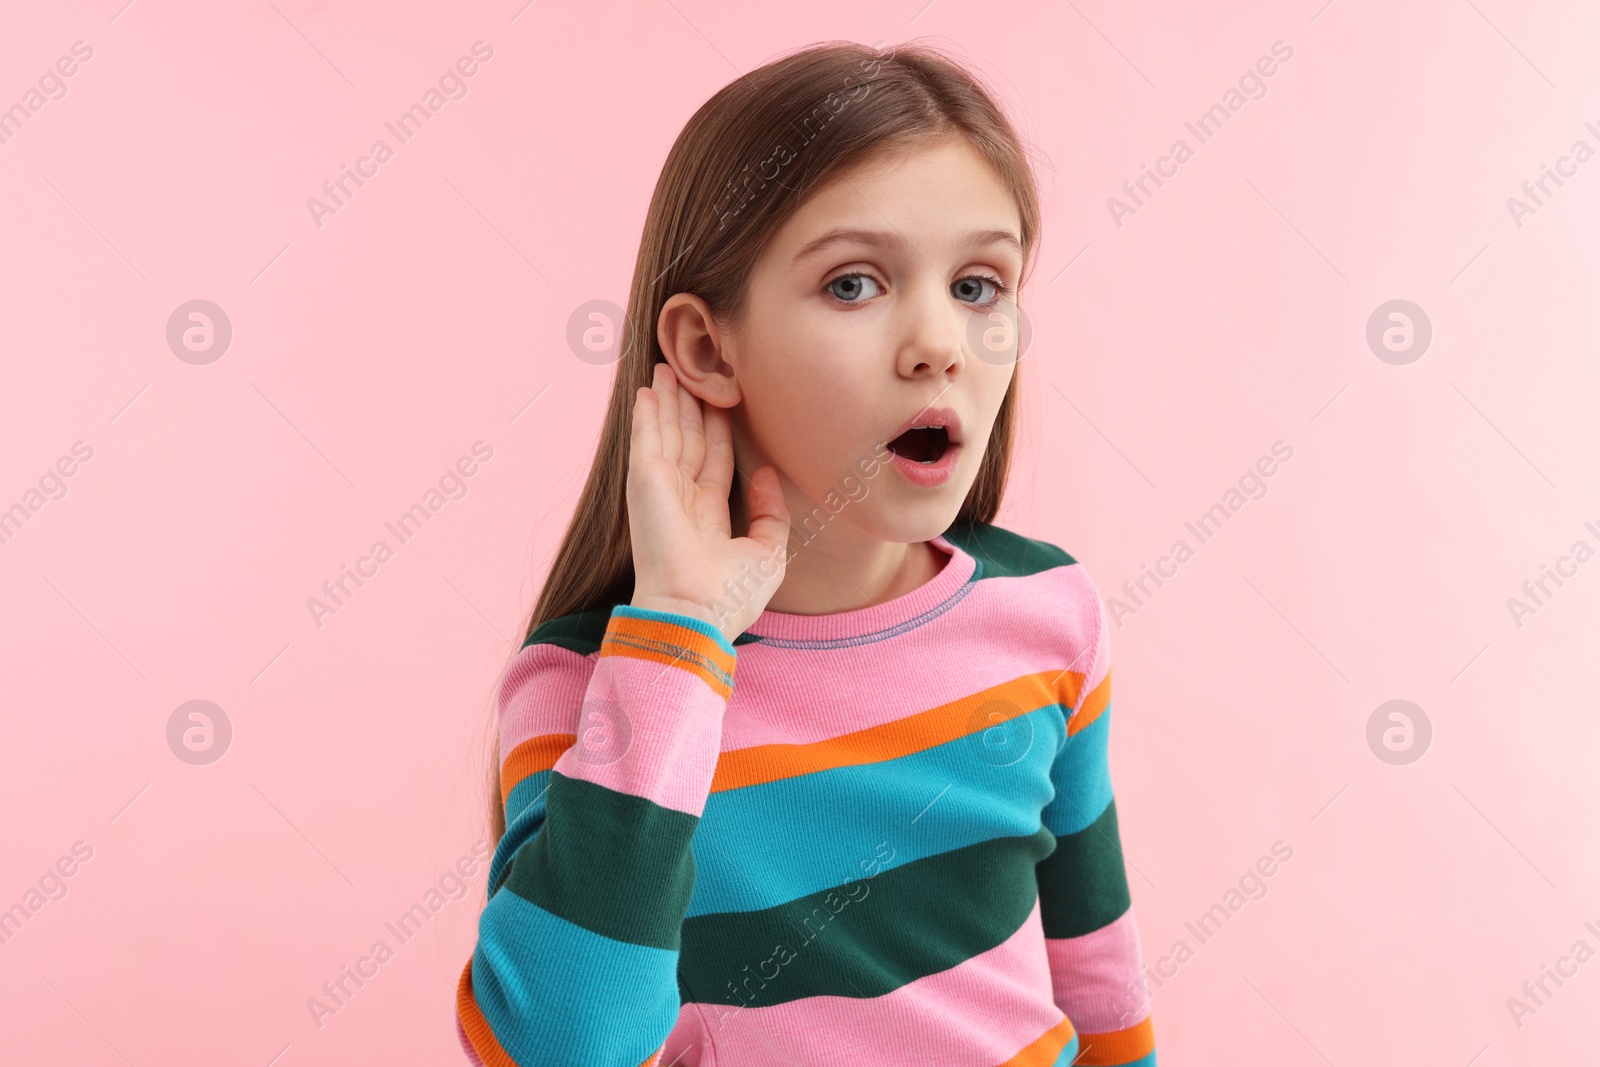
[[637, 1046, 662, 1067], [999, 1013, 1077, 1066], [601, 614, 736, 699], [501, 732, 576, 807], [456, 957, 521, 1067], [711, 669, 1089, 793], [1072, 1014, 1155, 1065], [1067, 668, 1111, 737]]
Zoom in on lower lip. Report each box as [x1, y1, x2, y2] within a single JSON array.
[[888, 442, 960, 487]]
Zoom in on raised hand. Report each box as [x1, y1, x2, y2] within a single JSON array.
[[626, 361, 791, 644]]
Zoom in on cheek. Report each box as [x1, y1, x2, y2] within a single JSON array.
[[749, 376, 887, 498], [750, 320, 880, 444], [762, 381, 875, 468], [739, 348, 824, 462], [957, 366, 1013, 460]]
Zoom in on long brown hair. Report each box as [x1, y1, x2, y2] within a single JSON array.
[[482, 38, 1043, 849]]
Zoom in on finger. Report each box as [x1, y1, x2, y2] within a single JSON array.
[[697, 401, 735, 500], [654, 362, 682, 467], [677, 375, 706, 479], [630, 386, 661, 467], [742, 465, 792, 559]]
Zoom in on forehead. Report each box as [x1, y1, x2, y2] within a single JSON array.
[[769, 135, 1023, 266]]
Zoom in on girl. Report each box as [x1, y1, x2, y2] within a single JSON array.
[[457, 39, 1157, 1067]]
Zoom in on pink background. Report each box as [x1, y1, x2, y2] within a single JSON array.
[[3, 0, 1597, 1062]]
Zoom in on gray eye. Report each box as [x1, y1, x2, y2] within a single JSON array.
[[827, 274, 883, 302], [953, 276, 1000, 304]]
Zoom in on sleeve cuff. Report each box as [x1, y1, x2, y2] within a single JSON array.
[[603, 604, 738, 701], [612, 603, 737, 658]]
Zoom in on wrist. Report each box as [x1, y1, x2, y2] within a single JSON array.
[[629, 595, 725, 634]]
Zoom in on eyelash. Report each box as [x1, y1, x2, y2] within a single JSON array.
[[823, 271, 1015, 309]]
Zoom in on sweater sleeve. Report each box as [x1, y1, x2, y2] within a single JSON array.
[[455, 603, 737, 1067], [1036, 584, 1158, 1067]]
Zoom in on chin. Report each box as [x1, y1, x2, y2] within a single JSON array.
[[857, 490, 970, 544]]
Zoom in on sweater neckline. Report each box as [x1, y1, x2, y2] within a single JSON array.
[[741, 534, 978, 645]]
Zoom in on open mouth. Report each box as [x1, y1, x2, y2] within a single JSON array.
[[887, 425, 952, 464]]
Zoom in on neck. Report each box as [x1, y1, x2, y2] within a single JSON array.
[[729, 481, 942, 617]]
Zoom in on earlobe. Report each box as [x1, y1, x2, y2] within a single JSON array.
[[658, 293, 742, 410]]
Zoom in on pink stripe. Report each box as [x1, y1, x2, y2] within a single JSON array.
[[741, 534, 975, 642], [552, 648, 728, 817], [657, 1008, 709, 1067], [1044, 908, 1150, 1032], [1077, 566, 1111, 703], [497, 642, 598, 757], [455, 1011, 486, 1065], [663, 897, 1066, 1066], [720, 562, 1102, 750]]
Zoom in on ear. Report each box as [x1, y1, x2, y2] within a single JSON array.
[[657, 293, 742, 410]]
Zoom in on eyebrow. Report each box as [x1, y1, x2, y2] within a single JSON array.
[[789, 226, 1022, 268]]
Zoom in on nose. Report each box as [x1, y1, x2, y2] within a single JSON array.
[[895, 279, 968, 380]]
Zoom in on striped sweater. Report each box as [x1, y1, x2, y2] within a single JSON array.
[[456, 520, 1157, 1066]]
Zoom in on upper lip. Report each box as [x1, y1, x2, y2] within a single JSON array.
[[888, 405, 963, 446]]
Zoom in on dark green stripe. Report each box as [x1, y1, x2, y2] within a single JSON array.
[[500, 771, 698, 950], [1037, 797, 1131, 938], [521, 606, 615, 653], [678, 826, 1055, 1007], [941, 519, 1077, 578]]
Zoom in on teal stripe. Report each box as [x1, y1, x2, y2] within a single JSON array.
[[685, 703, 1066, 916], [488, 768, 553, 899], [1096, 1049, 1156, 1067], [505, 767, 550, 830], [472, 891, 678, 1066], [1041, 702, 1113, 837], [1052, 1030, 1080, 1065]]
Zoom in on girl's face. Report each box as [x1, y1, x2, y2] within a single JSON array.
[[669, 133, 1024, 544]]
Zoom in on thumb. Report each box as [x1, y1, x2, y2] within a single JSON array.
[[743, 464, 791, 559]]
